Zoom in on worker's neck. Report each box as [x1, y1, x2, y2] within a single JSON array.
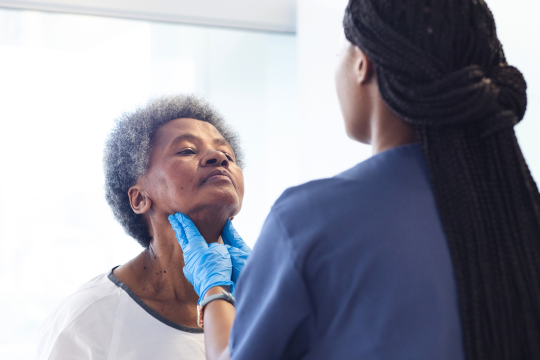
[[370, 97, 418, 155]]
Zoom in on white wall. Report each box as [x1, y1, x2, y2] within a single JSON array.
[[0, 9, 297, 358], [296, 0, 371, 184], [489, 0, 540, 181], [0, 0, 296, 33]]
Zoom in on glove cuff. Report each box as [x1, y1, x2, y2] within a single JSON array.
[[199, 281, 235, 304]]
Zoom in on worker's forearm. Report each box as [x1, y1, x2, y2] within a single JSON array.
[[203, 286, 235, 360]]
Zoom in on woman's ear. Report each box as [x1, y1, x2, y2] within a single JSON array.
[[128, 185, 152, 214]]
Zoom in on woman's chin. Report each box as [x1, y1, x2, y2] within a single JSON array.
[[185, 197, 241, 220], [204, 186, 242, 207]]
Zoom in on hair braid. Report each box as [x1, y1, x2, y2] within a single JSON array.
[[344, 0, 540, 358]]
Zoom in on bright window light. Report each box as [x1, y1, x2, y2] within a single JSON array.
[[0, 8, 297, 359]]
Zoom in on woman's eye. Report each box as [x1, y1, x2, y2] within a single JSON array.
[[177, 149, 195, 155], [225, 153, 234, 161]]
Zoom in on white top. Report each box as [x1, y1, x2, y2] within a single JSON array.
[[37, 268, 205, 360]]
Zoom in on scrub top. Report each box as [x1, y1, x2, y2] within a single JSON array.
[[230, 143, 465, 360], [37, 268, 205, 360]]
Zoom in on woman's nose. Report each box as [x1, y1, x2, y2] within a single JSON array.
[[203, 150, 229, 167]]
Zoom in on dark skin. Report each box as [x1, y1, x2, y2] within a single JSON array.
[[200, 39, 419, 360], [335, 39, 418, 153], [113, 118, 244, 328]]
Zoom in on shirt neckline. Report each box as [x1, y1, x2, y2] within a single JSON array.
[[374, 142, 421, 156], [107, 266, 204, 334]]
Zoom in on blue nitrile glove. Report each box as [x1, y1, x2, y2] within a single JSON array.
[[168, 213, 234, 302], [221, 219, 251, 284]]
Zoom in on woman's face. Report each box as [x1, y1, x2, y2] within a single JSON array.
[[141, 118, 244, 221]]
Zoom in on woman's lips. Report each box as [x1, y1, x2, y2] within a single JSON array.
[[201, 169, 235, 187], [205, 174, 232, 183]]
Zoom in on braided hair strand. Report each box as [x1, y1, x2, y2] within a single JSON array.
[[344, 0, 540, 358]]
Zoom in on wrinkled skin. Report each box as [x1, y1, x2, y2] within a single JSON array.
[[114, 118, 244, 328]]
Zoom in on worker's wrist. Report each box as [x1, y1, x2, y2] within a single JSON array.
[[204, 285, 231, 300]]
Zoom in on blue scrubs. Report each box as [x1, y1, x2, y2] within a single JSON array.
[[229, 143, 465, 360]]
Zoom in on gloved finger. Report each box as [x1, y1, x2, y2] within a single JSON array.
[[208, 242, 231, 253], [227, 246, 250, 267], [224, 246, 245, 283], [222, 219, 251, 253], [168, 214, 189, 249], [227, 245, 243, 256], [176, 213, 208, 249], [198, 243, 234, 298]]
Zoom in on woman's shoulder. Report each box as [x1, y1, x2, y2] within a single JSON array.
[[37, 269, 121, 359], [37, 269, 207, 360], [274, 143, 429, 213], [335, 142, 427, 183], [47, 270, 121, 320]]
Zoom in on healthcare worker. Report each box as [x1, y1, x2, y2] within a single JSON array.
[[169, 0, 540, 359]]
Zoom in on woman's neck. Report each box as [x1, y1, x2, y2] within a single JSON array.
[[115, 210, 229, 303], [113, 221, 199, 326], [185, 208, 231, 244]]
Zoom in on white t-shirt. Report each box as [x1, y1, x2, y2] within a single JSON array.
[[37, 268, 205, 360]]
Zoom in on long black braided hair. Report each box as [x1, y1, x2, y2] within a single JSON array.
[[343, 0, 540, 358]]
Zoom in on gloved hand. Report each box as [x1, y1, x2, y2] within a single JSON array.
[[168, 213, 234, 303], [221, 219, 251, 284]]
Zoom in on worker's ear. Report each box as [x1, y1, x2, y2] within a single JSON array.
[[128, 183, 152, 214], [229, 216, 235, 221], [352, 45, 375, 85]]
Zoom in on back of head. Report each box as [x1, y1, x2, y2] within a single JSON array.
[[344, 0, 540, 358]]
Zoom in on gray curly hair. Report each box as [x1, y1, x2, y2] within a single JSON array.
[[103, 94, 244, 248]]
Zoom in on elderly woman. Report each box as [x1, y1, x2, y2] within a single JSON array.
[[37, 95, 246, 360]]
